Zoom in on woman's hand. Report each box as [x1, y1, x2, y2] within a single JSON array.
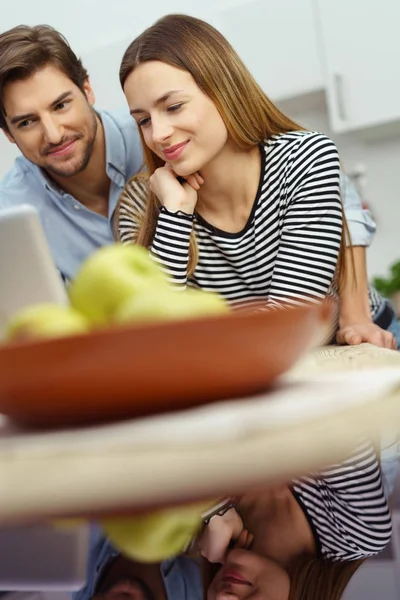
[[149, 164, 203, 214], [198, 507, 253, 564], [336, 321, 397, 349]]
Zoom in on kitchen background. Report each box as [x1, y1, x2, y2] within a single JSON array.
[[0, 1, 399, 597], [0, 0, 399, 281]]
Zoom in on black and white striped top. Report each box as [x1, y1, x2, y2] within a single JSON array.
[[292, 440, 392, 560], [118, 131, 343, 312]]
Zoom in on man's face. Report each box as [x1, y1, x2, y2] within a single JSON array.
[[2, 64, 98, 178], [91, 556, 167, 600]]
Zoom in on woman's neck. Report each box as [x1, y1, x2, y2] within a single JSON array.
[[237, 486, 317, 571], [196, 142, 262, 233]]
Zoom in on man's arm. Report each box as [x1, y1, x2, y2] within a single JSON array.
[[339, 174, 396, 348], [337, 246, 396, 348]]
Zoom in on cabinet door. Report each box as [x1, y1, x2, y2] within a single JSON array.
[[315, 0, 400, 132], [214, 0, 324, 102]]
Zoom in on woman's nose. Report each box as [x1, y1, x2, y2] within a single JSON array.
[[151, 117, 173, 144]]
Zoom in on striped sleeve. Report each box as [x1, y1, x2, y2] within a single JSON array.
[[292, 439, 392, 560], [151, 208, 194, 287], [116, 176, 148, 244], [266, 133, 342, 308], [116, 177, 193, 288]]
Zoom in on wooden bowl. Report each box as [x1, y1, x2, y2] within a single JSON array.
[[0, 303, 330, 428]]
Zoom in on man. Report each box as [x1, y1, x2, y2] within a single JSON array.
[[0, 24, 143, 281], [74, 526, 202, 600]]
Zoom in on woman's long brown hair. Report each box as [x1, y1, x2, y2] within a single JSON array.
[[119, 13, 350, 284], [288, 556, 364, 600]]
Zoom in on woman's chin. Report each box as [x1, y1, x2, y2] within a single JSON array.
[[171, 159, 203, 178], [173, 166, 196, 178]]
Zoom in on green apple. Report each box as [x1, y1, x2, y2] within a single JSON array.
[[115, 287, 229, 325], [100, 502, 211, 563], [5, 304, 90, 343], [68, 244, 167, 326]]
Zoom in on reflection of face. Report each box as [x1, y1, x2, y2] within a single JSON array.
[[207, 548, 290, 600], [90, 556, 167, 600], [92, 579, 155, 600], [3, 64, 98, 178], [123, 60, 229, 177]]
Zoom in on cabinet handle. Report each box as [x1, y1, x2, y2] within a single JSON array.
[[334, 73, 347, 121]]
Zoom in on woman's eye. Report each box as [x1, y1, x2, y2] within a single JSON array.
[[167, 103, 183, 112], [138, 117, 151, 127]]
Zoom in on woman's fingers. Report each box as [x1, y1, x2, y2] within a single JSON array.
[[184, 171, 204, 191], [165, 163, 204, 191], [232, 528, 254, 551], [194, 171, 204, 186]]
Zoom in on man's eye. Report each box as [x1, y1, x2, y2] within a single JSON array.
[[55, 102, 67, 110], [18, 119, 32, 129]]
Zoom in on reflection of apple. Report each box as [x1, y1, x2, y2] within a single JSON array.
[[100, 502, 210, 563], [68, 244, 167, 326], [5, 304, 90, 342], [115, 287, 229, 325]]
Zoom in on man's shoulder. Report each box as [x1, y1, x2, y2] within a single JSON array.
[[99, 106, 143, 178], [0, 157, 42, 207], [99, 106, 136, 135]]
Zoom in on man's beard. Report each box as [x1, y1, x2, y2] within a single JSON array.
[[43, 108, 98, 178]]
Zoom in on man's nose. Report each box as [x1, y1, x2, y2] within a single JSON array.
[[42, 116, 64, 145]]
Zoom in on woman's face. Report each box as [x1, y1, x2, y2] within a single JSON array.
[[207, 548, 290, 600], [123, 60, 229, 177]]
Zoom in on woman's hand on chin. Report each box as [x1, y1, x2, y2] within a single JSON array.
[[150, 164, 203, 214], [198, 507, 253, 564]]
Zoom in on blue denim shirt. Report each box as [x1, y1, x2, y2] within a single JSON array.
[[340, 173, 376, 246], [73, 526, 203, 600], [0, 106, 143, 282]]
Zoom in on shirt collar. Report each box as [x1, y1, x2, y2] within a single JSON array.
[[161, 555, 203, 600], [99, 108, 127, 184]]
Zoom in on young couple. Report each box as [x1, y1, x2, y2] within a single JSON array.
[[0, 16, 398, 349], [0, 13, 395, 600]]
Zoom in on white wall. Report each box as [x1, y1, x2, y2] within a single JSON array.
[[282, 96, 400, 280], [0, 0, 208, 53], [0, 0, 243, 172]]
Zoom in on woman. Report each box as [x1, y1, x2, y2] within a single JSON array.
[[117, 13, 344, 339], [200, 439, 391, 600], [116, 13, 398, 349]]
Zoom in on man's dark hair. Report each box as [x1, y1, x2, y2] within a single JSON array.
[[0, 24, 88, 132]]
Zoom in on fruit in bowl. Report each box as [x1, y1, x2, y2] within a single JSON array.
[[115, 286, 228, 325], [3, 243, 229, 344], [69, 244, 169, 326], [5, 304, 90, 342], [100, 501, 211, 563]]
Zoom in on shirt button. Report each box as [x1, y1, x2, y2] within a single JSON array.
[[74, 204, 80, 210]]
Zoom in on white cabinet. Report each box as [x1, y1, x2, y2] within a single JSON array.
[[213, 0, 324, 102], [314, 0, 400, 133]]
